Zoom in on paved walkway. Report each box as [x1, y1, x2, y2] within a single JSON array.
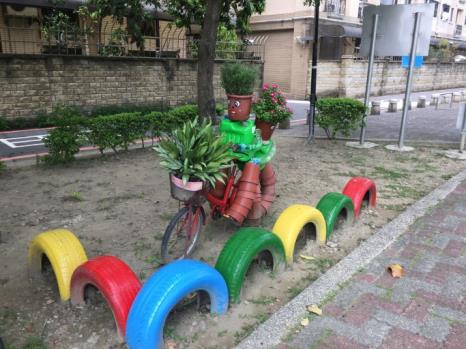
[[276, 180, 466, 349], [282, 106, 462, 143]]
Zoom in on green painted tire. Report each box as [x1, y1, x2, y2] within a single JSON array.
[[215, 227, 285, 304], [316, 192, 355, 239]]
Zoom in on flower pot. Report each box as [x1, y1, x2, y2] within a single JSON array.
[[255, 119, 277, 141], [238, 182, 260, 193], [239, 162, 261, 184], [170, 174, 206, 204], [227, 94, 253, 121]]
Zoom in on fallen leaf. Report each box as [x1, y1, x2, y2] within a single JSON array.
[[299, 254, 316, 261], [166, 339, 177, 349], [300, 318, 309, 327], [387, 264, 404, 278], [307, 304, 322, 316]]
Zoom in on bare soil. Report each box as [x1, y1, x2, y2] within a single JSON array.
[[0, 134, 464, 349]]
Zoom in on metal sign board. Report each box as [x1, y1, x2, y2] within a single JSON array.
[[456, 103, 466, 131], [401, 55, 423, 68], [360, 4, 434, 57]]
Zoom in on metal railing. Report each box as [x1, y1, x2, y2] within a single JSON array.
[[0, 25, 265, 61]]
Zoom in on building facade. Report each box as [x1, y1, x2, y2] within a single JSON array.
[[250, 0, 466, 99]]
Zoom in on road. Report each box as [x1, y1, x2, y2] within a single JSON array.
[[0, 129, 49, 159]]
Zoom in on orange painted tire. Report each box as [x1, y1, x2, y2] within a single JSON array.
[[70, 256, 141, 340], [342, 177, 376, 218]]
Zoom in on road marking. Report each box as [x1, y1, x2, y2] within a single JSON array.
[[0, 134, 46, 148]]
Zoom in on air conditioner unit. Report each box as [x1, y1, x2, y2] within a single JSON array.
[[6, 5, 39, 17]]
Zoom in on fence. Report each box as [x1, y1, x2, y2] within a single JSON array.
[[0, 24, 265, 61]]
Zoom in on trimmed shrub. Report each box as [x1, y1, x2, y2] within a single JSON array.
[[89, 103, 167, 117], [166, 104, 199, 127], [87, 112, 142, 153], [315, 98, 366, 139], [42, 115, 86, 164], [220, 63, 257, 95]]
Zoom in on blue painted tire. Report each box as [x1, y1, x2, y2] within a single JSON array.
[[126, 259, 229, 349]]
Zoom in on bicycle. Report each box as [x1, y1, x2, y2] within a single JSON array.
[[160, 164, 240, 264]]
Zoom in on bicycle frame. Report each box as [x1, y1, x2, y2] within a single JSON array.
[[206, 167, 239, 219]]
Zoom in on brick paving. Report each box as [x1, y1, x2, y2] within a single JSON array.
[[276, 180, 466, 349]]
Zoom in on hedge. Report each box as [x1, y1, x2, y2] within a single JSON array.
[[315, 98, 366, 139], [42, 104, 208, 164]]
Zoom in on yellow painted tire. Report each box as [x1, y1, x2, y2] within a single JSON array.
[[272, 204, 327, 264], [28, 229, 88, 301]]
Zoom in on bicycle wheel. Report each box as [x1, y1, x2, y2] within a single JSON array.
[[161, 206, 202, 264]]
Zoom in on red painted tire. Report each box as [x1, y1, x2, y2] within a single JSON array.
[[70, 256, 141, 340], [342, 177, 377, 218]]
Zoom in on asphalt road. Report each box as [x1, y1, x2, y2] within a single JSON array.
[[0, 129, 49, 159]]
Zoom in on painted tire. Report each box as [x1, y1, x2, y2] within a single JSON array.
[[28, 229, 87, 301], [215, 227, 285, 304], [70, 256, 141, 340], [342, 177, 377, 218], [316, 192, 355, 238], [126, 259, 228, 349], [272, 205, 327, 264]]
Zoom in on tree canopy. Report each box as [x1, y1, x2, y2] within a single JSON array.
[[165, 0, 265, 35]]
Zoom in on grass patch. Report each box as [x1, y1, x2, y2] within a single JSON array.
[[371, 166, 408, 180], [248, 296, 276, 306]]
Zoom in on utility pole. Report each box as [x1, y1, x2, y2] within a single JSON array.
[[307, 1, 320, 143]]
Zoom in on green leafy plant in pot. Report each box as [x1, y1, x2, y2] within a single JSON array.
[[254, 84, 293, 141], [220, 62, 257, 121], [154, 117, 233, 201]]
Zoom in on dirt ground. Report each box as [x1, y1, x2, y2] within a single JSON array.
[[1, 133, 465, 349]]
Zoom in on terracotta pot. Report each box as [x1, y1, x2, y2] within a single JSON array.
[[248, 203, 265, 220], [234, 196, 254, 208], [227, 94, 253, 121], [226, 210, 244, 226], [260, 163, 275, 180], [239, 163, 261, 184], [255, 119, 277, 141], [235, 190, 257, 200], [238, 182, 260, 192]]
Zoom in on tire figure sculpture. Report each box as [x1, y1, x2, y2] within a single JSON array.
[[126, 260, 229, 349], [272, 205, 327, 264], [70, 256, 141, 340], [316, 192, 355, 238], [215, 227, 285, 303], [342, 177, 377, 218], [28, 229, 87, 301]]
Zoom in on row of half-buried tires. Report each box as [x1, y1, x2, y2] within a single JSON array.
[[27, 177, 376, 349]]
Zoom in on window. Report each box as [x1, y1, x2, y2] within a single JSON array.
[[441, 4, 450, 21]]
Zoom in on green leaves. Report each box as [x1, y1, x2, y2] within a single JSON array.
[[220, 63, 257, 95], [315, 98, 367, 139], [154, 117, 232, 186]]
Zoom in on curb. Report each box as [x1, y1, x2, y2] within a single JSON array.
[[236, 168, 466, 349]]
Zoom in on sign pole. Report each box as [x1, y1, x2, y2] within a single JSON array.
[[398, 12, 421, 149], [359, 13, 379, 145], [460, 107, 466, 153], [307, 2, 320, 144]]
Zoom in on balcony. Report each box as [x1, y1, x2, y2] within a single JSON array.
[[325, 0, 345, 19]]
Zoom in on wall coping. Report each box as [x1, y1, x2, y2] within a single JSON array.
[[0, 54, 263, 64]]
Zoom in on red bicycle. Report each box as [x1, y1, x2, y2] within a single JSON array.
[[160, 165, 240, 264]]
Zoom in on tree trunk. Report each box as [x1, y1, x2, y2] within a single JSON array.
[[197, 0, 222, 123]]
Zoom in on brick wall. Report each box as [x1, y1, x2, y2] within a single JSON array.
[[314, 56, 466, 98], [0, 55, 263, 119]]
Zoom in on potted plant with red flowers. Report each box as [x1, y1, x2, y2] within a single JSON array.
[[220, 62, 257, 121], [254, 84, 292, 141]]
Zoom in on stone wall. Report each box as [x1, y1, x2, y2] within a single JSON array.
[[0, 55, 263, 119], [314, 56, 466, 98]]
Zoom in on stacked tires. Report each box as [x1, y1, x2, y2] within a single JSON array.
[[28, 177, 376, 349]]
